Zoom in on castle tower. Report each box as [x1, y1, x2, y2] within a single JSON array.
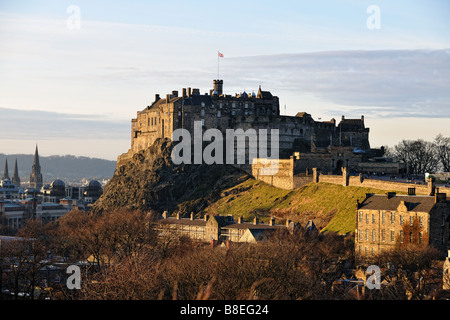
[[213, 79, 223, 95], [2, 158, 9, 180], [12, 159, 20, 188], [29, 145, 43, 189]]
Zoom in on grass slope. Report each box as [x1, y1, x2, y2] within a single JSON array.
[[201, 179, 404, 235]]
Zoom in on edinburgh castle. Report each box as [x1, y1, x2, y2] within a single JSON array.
[[118, 79, 382, 175]]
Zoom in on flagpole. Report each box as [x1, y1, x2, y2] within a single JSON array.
[[217, 51, 219, 79]]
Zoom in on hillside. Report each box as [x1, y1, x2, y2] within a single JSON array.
[[91, 138, 248, 215], [93, 138, 405, 235], [0, 153, 116, 184], [201, 180, 405, 235]]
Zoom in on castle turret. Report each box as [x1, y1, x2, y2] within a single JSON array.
[[213, 79, 223, 95]]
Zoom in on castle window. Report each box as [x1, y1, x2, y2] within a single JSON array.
[[400, 215, 403, 226], [217, 111, 221, 118], [382, 211, 385, 224], [366, 213, 369, 224], [410, 216, 414, 226], [391, 212, 395, 224], [400, 230, 404, 243], [391, 230, 395, 242], [219, 103, 223, 109], [232, 103, 236, 108], [372, 213, 376, 224], [359, 229, 363, 241], [372, 229, 376, 242], [245, 103, 248, 108], [419, 216, 423, 227], [359, 211, 363, 223], [201, 109, 205, 117], [419, 232, 423, 244], [365, 229, 368, 241], [381, 229, 385, 242]]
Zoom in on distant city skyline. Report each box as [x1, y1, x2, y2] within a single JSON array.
[[1, 0, 449, 160]]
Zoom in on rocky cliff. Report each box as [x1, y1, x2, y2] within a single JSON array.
[[91, 138, 248, 216]]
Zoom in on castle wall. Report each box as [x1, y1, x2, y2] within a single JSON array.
[[252, 158, 294, 190]]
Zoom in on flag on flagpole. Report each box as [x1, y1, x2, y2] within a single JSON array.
[[218, 52, 224, 58]]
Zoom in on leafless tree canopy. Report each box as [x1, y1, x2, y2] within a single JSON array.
[[1, 208, 448, 300]]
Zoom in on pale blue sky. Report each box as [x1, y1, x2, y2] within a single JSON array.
[[0, 0, 449, 160]]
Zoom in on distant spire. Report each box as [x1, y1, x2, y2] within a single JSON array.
[[30, 144, 43, 189], [2, 158, 9, 180], [33, 144, 40, 167], [12, 158, 20, 187]]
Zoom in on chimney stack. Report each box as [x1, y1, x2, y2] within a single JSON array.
[[190, 212, 194, 220], [253, 216, 258, 225], [238, 216, 243, 224], [286, 219, 291, 227], [204, 215, 208, 222], [269, 217, 275, 226], [386, 192, 396, 199], [187, 87, 192, 97], [172, 90, 178, 97], [155, 94, 160, 102], [176, 212, 180, 220], [182, 88, 187, 98]]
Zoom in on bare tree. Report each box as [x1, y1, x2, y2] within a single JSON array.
[[434, 134, 450, 172], [394, 139, 439, 174]]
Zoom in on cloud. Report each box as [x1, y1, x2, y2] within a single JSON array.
[[222, 49, 450, 118], [0, 107, 129, 140]]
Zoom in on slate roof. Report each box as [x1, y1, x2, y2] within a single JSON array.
[[156, 217, 207, 227], [182, 95, 214, 107], [359, 194, 437, 212]]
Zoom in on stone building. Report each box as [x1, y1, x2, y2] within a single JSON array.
[[154, 213, 296, 244], [355, 188, 450, 259], [117, 79, 373, 170]]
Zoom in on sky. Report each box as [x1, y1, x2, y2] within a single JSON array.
[[0, 0, 449, 160]]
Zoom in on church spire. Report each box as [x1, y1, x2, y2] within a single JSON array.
[[2, 158, 9, 180], [12, 158, 20, 188], [30, 144, 43, 189], [33, 144, 40, 168]]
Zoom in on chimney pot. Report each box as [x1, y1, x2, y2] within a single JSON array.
[[253, 216, 258, 225], [190, 212, 194, 220]]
